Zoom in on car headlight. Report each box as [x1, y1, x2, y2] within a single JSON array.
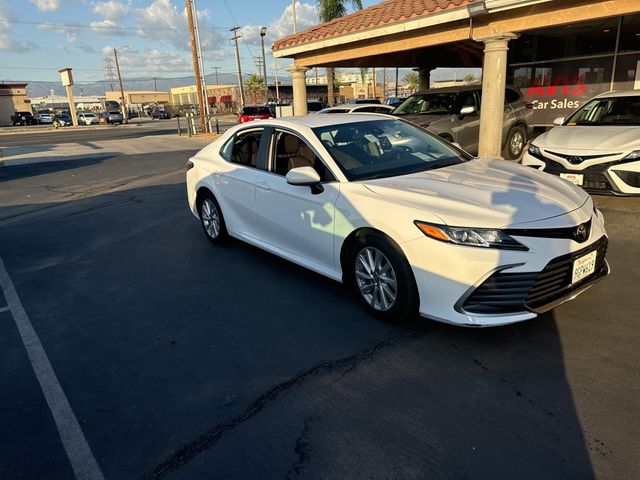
[[622, 150, 640, 161], [527, 144, 544, 159], [414, 221, 528, 250]]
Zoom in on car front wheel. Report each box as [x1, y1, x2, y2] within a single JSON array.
[[350, 233, 418, 322], [198, 192, 227, 244], [504, 125, 527, 160]]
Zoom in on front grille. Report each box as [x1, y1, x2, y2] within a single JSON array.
[[462, 236, 608, 315], [525, 236, 608, 310], [582, 172, 613, 191]]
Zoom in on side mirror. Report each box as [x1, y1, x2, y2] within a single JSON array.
[[553, 117, 565, 126], [459, 106, 476, 116], [286, 166, 323, 194]]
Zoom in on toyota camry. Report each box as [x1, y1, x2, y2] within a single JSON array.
[[186, 114, 609, 327]]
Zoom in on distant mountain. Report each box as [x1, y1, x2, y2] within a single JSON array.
[[24, 73, 281, 97]]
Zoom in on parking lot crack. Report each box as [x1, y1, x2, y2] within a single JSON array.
[[286, 417, 313, 479], [144, 330, 421, 479]]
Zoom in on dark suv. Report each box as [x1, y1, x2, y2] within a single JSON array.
[[11, 111, 35, 126], [392, 86, 532, 159]]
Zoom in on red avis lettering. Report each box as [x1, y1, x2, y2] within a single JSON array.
[[526, 74, 586, 97]]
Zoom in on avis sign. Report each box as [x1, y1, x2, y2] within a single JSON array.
[[521, 74, 606, 125]]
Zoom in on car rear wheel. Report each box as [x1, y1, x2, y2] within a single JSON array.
[[198, 192, 227, 244], [504, 125, 527, 160], [350, 233, 418, 322]]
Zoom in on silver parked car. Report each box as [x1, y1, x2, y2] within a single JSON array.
[[392, 86, 532, 159]]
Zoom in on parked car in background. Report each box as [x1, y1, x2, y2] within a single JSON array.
[[238, 105, 273, 123], [53, 113, 72, 127], [392, 86, 532, 159], [384, 97, 407, 108], [102, 111, 124, 124], [186, 114, 608, 327], [35, 113, 53, 124], [345, 98, 382, 105], [317, 104, 395, 114], [522, 90, 640, 195], [78, 112, 99, 125], [306, 100, 326, 112], [150, 109, 171, 119], [11, 111, 36, 126]]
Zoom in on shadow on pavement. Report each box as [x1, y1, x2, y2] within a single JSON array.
[[0, 181, 594, 480]]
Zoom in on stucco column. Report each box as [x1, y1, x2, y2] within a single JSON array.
[[416, 67, 430, 91], [286, 65, 310, 116], [476, 33, 518, 158]]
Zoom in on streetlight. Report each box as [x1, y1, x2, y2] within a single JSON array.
[[113, 45, 133, 124], [260, 27, 269, 105]]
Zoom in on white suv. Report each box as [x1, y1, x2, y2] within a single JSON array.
[[522, 90, 640, 195]]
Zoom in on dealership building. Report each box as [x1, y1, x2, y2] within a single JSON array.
[[273, 0, 640, 157]]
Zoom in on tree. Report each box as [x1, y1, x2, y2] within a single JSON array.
[[245, 73, 265, 104], [404, 71, 419, 93], [464, 73, 476, 85], [317, 0, 363, 105]]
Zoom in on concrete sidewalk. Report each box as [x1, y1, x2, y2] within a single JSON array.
[[0, 134, 212, 166]]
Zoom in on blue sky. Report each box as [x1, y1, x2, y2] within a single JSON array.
[[0, 0, 379, 84]]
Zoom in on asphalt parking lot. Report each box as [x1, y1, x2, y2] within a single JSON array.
[[0, 145, 639, 479]]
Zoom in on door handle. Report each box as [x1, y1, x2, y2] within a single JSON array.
[[256, 182, 271, 191]]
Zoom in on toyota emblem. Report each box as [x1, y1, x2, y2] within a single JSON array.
[[575, 223, 589, 242], [568, 156, 583, 165]]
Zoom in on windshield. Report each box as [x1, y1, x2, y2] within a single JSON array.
[[565, 96, 640, 126], [242, 106, 271, 115], [393, 92, 457, 115], [313, 119, 468, 181]]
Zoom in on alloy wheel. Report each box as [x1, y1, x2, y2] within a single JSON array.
[[201, 198, 220, 238], [510, 131, 525, 157], [355, 247, 398, 311]]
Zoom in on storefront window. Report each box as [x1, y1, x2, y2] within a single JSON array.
[[619, 14, 640, 53]]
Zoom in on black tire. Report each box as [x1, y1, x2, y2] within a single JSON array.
[[197, 191, 227, 244], [349, 233, 418, 323], [504, 125, 527, 160]]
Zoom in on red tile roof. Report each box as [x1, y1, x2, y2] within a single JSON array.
[[273, 0, 474, 51]]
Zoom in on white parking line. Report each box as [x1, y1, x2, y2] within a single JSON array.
[[0, 258, 105, 480], [0, 306, 9, 313]]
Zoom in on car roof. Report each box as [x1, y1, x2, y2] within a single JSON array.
[[594, 90, 640, 99], [321, 103, 391, 112]]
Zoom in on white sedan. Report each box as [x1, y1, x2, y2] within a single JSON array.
[[78, 112, 99, 126], [522, 90, 640, 195], [186, 115, 609, 327], [316, 104, 395, 114]]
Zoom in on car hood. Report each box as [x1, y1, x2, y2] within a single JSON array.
[[535, 125, 640, 152], [361, 159, 589, 228]]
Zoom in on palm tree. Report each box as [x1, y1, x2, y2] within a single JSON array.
[[404, 72, 419, 93], [317, 0, 363, 105], [245, 73, 265, 104]]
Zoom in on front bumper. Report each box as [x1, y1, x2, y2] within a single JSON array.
[[401, 211, 608, 327], [522, 150, 640, 195]]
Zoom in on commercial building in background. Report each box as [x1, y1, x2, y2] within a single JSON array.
[[0, 83, 32, 127], [30, 94, 106, 113], [170, 84, 239, 113], [509, 13, 640, 126], [105, 90, 170, 116]]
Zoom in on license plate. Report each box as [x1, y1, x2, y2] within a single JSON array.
[[560, 173, 584, 186], [572, 251, 597, 284]]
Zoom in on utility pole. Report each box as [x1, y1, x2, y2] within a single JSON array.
[[192, 0, 210, 126], [230, 26, 245, 109], [372, 67, 376, 98], [186, 0, 206, 133], [382, 68, 386, 99], [292, 0, 297, 33], [259, 27, 269, 105], [395, 67, 399, 97], [212, 66, 220, 84], [113, 48, 128, 124], [274, 57, 280, 104], [153, 76, 158, 91]]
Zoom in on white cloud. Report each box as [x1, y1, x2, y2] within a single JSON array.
[[30, 0, 63, 11], [0, 1, 35, 52], [92, 0, 131, 22], [134, 0, 223, 53], [269, 1, 318, 40], [89, 19, 120, 35], [38, 22, 78, 43]]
